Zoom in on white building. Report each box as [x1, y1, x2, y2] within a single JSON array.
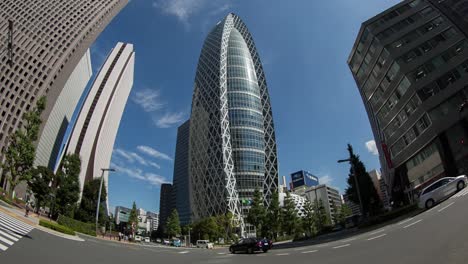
[[296, 184, 342, 224], [279, 180, 306, 217], [63, 43, 135, 211]]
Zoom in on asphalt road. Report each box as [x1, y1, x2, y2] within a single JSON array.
[[2, 188, 468, 264]]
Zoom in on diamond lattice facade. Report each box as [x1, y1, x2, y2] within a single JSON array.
[[189, 13, 278, 230]]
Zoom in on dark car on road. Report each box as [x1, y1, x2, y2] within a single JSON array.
[[229, 238, 273, 254]]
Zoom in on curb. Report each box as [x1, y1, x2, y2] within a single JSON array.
[[35, 224, 85, 242]]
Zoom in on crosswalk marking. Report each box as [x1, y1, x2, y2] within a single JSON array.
[[451, 187, 468, 199], [0, 211, 34, 252]]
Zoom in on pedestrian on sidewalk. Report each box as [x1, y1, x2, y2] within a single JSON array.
[[24, 202, 30, 217]]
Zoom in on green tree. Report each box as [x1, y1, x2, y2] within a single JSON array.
[[2, 97, 46, 198], [314, 199, 330, 233], [265, 191, 281, 240], [281, 192, 299, 236], [302, 199, 316, 237], [246, 189, 266, 237], [75, 179, 107, 224], [54, 154, 81, 218], [28, 166, 55, 213], [166, 209, 181, 238], [336, 204, 352, 226], [344, 144, 382, 216], [192, 216, 219, 242]]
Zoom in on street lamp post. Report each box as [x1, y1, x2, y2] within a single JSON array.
[[96, 168, 115, 235], [338, 159, 364, 219]]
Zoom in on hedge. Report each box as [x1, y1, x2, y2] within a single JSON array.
[[358, 204, 420, 228], [57, 215, 96, 236], [39, 220, 76, 236]]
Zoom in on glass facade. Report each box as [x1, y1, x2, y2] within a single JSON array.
[[189, 14, 278, 231]]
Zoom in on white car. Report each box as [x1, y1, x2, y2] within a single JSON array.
[[196, 240, 214, 249], [418, 175, 467, 209]]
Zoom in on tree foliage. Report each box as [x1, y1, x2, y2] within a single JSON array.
[[344, 144, 382, 216], [166, 209, 181, 238], [336, 204, 352, 226], [265, 191, 281, 239], [2, 96, 46, 198], [246, 189, 266, 236], [314, 199, 330, 232], [54, 154, 81, 218], [28, 166, 55, 212], [281, 192, 299, 236], [302, 199, 316, 237], [75, 179, 107, 224]]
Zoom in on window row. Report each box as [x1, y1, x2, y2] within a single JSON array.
[[390, 16, 445, 49], [376, 76, 412, 122], [228, 92, 262, 110], [369, 62, 403, 108], [228, 55, 255, 69], [368, 0, 422, 30], [227, 65, 258, 80], [406, 142, 438, 171], [429, 85, 468, 125], [376, 6, 436, 41], [398, 28, 458, 64], [361, 49, 391, 98], [232, 151, 265, 173], [410, 40, 468, 82], [418, 59, 468, 101], [229, 109, 264, 129], [383, 95, 421, 140], [231, 128, 265, 150], [228, 78, 261, 95], [390, 114, 431, 157]]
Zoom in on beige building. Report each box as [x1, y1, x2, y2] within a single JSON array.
[[0, 0, 129, 198]]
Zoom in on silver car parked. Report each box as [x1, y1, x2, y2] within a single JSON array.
[[418, 175, 468, 209]]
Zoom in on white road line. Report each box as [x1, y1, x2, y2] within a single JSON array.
[[426, 204, 441, 213], [178, 251, 190, 254], [0, 230, 19, 241], [397, 217, 414, 225], [217, 252, 226, 255], [403, 219, 422, 229], [0, 243, 7, 251], [0, 235, 13, 245], [0, 222, 28, 235], [0, 227, 22, 239], [276, 253, 290, 256], [367, 234, 387, 241], [333, 244, 350, 249], [0, 219, 31, 233], [301, 250, 318, 254], [438, 202, 455, 212], [369, 228, 385, 235], [342, 237, 357, 243], [0, 215, 32, 229]]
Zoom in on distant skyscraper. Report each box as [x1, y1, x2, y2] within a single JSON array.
[[159, 183, 174, 233], [189, 13, 278, 232], [172, 120, 191, 225], [348, 0, 468, 204], [65, 43, 135, 210], [0, 0, 128, 195]]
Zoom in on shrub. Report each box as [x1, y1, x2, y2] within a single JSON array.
[[39, 220, 75, 236], [358, 204, 420, 228], [57, 215, 96, 236]]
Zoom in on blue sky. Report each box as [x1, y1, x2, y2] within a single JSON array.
[[89, 0, 402, 213]]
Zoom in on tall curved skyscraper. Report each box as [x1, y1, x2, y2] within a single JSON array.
[[189, 13, 278, 231]]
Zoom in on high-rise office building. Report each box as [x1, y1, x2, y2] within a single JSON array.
[[348, 0, 468, 204], [159, 183, 173, 233], [65, 42, 135, 210], [189, 13, 278, 232], [0, 1, 129, 195], [172, 120, 191, 225]]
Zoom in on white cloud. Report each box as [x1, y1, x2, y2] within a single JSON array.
[[137, 145, 173, 161], [111, 163, 168, 186], [365, 140, 379, 156], [132, 89, 165, 112], [148, 161, 161, 169], [154, 112, 185, 128], [129, 152, 148, 166], [152, 0, 206, 24], [114, 149, 135, 163], [318, 175, 333, 185]]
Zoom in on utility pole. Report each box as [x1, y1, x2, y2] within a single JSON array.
[[96, 168, 115, 235]]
